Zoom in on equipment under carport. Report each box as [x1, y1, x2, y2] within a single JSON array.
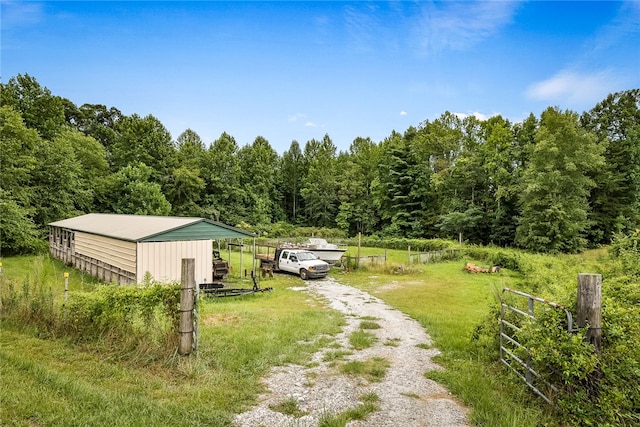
[[212, 250, 230, 280]]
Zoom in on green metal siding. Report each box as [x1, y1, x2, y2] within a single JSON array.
[[141, 220, 253, 242]]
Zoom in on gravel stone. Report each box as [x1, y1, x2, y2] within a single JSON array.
[[234, 277, 470, 427]]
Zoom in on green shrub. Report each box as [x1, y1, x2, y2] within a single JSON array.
[[62, 284, 180, 350], [471, 237, 640, 426], [0, 257, 181, 357], [460, 245, 525, 272], [610, 229, 640, 277]]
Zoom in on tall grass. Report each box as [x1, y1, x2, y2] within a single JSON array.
[[336, 260, 553, 426], [0, 255, 345, 426]]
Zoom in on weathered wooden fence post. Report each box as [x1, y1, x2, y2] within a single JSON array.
[[179, 258, 195, 355], [63, 272, 69, 305], [577, 273, 602, 353], [357, 232, 361, 269]]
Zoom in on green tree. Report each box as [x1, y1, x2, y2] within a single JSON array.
[[31, 133, 91, 225], [372, 128, 431, 237], [0, 106, 38, 206], [175, 129, 206, 167], [111, 114, 176, 181], [437, 206, 484, 244], [436, 116, 491, 243], [165, 166, 205, 216], [300, 134, 339, 228], [516, 108, 605, 253], [70, 103, 123, 152], [103, 162, 171, 215], [165, 129, 207, 216], [238, 136, 281, 228], [0, 106, 43, 254], [0, 190, 44, 255], [481, 116, 521, 246], [280, 140, 305, 223], [580, 89, 640, 243], [336, 137, 381, 236], [0, 74, 66, 140], [58, 129, 109, 182], [410, 113, 465, 238], [202, 132, 246, 224], [51, 129, 110, 215]]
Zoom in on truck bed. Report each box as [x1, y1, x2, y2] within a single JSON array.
[[255, 253, 275, 262]]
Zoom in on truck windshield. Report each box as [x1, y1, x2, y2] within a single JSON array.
[[296, 251, 319, 261]]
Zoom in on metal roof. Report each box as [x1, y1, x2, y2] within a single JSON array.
[[49, 213, 256, 242]]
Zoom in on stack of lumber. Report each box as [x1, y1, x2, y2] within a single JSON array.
[[464, 263, 500, 273]]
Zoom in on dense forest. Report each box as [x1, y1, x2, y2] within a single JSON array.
[[1, 74, 639, 255]]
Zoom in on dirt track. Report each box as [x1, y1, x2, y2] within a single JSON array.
[[234, 277, 470, 426]]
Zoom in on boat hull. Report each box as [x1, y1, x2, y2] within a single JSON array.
[[308, 248, 346, 265]]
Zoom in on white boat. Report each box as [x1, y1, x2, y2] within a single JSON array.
[[299, 238, 346, 265]]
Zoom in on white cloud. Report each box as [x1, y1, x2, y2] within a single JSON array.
[[590, 1, 640, 54], [471, 112, 489, 121], [526, 70, 614, 105], [344, 3, 381, 52], [288, 113, 306, 123], [414, 1, 520, 54], [400, 110, 408, 116], [1, 1, 44, 28], [453, 111, 494, 121], [304, 122, 317, 127]]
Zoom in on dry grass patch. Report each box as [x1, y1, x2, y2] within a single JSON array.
[[201, 313, 240, 326]]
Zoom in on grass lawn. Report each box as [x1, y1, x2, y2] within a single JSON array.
[[1, 250, 561, 426], [334, 256, 554, 426], [0, 255, 344, 427]]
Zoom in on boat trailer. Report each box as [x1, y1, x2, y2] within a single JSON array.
[[199, 271, 273, 297]]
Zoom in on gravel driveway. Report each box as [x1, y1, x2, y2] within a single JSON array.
[[234, 277, 470, 427]]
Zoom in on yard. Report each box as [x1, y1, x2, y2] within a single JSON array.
[[1, 247, 610, 426]]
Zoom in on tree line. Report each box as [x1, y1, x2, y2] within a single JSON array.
[[1, 74, 639, 255]]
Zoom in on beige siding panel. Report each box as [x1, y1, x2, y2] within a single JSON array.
[[137, 240, 213, 284], [75, 232, 137, 273]]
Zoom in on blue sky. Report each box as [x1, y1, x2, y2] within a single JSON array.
[[2, 1, 639, 154]]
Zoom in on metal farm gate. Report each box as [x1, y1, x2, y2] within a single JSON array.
[[500, 287, 575, 403]]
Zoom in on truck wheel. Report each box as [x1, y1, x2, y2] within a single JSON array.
[[300, 269, 309, 280]]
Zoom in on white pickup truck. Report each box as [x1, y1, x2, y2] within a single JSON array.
[[261, 248, 330, 280]]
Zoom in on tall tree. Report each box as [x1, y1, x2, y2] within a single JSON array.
[[0, 190, 44, 255], [412, 114, 464, 238], [165, 166, 205, 216], [0, 74, 66, 140], [103, 162, 171, 215], [437, 116, 491, 243], [580, 89, 640, 243], [516, 108, 604, 253], [280, 140, 305, 223], [175, 129, 206, 167], [238, 136, 281, 227], [110, 113, 176, 182], [71, 103, 123, 152], [0, 106, 38, 206], [166, 129, 207, 216], [481, 115, 520, 246], [336, 137, 381, 236], [31, 132, 91, 225], [0, 106, 42, 254], [55, 129, 109, 213], [300, 134, 339, 228], [373, 129, 425, 237], [202, 132, 245, 224]]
